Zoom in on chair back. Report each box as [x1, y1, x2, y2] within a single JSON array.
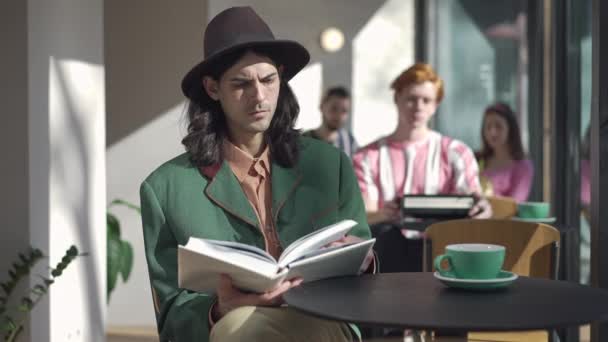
[[424, 219, 560, 278], [487, 196, 518, 219]]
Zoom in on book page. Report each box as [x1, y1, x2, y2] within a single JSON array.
[[285, 238, 375, 282], [204, 239, 277, 263], [178, 247, 288, 293], [278, 219, 357, 267], [178, 238, 286, 293], [181, 238, 279, 274]]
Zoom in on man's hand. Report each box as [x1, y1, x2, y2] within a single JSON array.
[[212, 274, 303, 320], [367, 201, 401, 225], [469, 194, 493, 219], [325, 235, 374, 273]]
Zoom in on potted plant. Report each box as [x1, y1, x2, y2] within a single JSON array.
[[107, 199, 139, 302], [0, 246, 84, 342]]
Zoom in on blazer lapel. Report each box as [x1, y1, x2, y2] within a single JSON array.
[[271, 162, 302, 222], [203, 162, 259, 228]]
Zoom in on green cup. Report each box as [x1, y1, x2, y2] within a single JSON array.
[[434, 243, 505, 279], [517, 201, 550, 219]]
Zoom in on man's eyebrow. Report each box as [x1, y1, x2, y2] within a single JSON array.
[[260, 72, 278, 79], [229, 76, 251, 82], [229, 72, 277, 83]]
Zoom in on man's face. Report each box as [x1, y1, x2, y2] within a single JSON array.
[[394, 81, 439, 129], [203, 51, 280, 139], [321, 96, 350, 131]]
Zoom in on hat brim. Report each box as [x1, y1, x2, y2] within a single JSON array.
[[181, 40, 310, 102]]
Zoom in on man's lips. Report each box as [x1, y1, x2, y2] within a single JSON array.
[[249, 110, 267, 115]]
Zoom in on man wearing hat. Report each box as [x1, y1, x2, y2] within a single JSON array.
[[140, 6, 374, 342]]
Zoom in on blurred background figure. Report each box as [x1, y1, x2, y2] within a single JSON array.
[[476, 102, 533, 202], [353, 63, 490, 273], [580, 125, 591, 284], [302, 86, 358, 158]]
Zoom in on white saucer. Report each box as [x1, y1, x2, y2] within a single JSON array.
[[512, 216, 556, 223], [433, 270, 518, 290]]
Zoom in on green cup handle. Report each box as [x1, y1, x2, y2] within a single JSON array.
[[434, 254, 454, 277]]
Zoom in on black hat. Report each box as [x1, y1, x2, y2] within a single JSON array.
[[181, 6, 310, 101]]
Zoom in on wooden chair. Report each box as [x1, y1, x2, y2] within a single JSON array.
[[487, 196, 518, 219], [424, 219, 561, 342]]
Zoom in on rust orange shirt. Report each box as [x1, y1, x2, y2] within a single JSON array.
[[223, 141, 283, 259]]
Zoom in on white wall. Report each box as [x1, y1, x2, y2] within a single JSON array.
[[104, 0, 207, 327], [353, 0, 415, 146], [106, 106, 186, 326], [28, 0, 106, 341], [0, 2, 31, 340]]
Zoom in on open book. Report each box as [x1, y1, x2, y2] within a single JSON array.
[[178, 219, 375, 293]]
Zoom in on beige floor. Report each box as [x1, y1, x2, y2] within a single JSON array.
[[106, 325, 591, 342], [106, 326, 158, 342]]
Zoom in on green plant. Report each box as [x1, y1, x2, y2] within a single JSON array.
[[107, 199, 139, 302], [0, 245, 84, 342]]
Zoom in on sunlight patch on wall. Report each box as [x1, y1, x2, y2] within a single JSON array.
[[353, 0, 414, 146], [290, 62, 322, 131], [48, 56, 106, 342], [105, 101, 185, 326]]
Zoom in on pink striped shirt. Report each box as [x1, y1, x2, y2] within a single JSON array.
[[352, 131, 481, 208], [480, 159, 534, 202]]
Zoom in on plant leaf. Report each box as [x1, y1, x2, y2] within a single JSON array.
[[1, 283, 10, 295], [107, 238, 121, 298], [107, 213, 121, 240], [5, 317, 16, 330], [31, 285, 47, 295], [67, 245, 79, 257], [33, 248, 43, 257], [18, 253, 27, 264], [109, 199, 141, 214], [119, 241, 134, 282]]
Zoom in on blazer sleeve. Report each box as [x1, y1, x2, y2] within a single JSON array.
[[140, 180, 215, 342], [337, 151, 372, 240]]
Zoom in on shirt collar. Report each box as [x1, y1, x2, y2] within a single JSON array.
[[223, 140, 271, 183]]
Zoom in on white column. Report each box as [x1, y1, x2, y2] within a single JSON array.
[[28, 0, 106, 341]]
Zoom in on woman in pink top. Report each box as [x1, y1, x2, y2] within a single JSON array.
[[476, 102, 533, 203]]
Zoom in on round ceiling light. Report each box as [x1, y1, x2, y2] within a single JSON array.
[[319, 27, 345, 53]]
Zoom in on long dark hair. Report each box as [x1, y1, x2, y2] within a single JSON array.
[[181, 47, 301, 168], [477, 102, 526, 161]]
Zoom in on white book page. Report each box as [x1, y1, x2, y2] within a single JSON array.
[[182, 238, 279, 275], [278, 219, 357, 267], [285, 238, 375, 281], [178, 247, 288, 293], [204, 239, 277, 263]]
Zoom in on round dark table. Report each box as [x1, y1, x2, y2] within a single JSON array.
[[284, 272, 608, 331]]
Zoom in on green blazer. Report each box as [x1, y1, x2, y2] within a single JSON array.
[[140, 137, 371, 342]]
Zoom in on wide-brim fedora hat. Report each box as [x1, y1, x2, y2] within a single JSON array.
[[181, 6, 310, 102]]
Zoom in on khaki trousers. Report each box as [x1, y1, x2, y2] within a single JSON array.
[[210, 306, 355, 342]]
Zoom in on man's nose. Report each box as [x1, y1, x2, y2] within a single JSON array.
[[249, 81, 265, 102]]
